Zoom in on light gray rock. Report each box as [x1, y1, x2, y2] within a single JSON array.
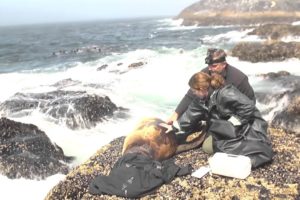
[[176, 0, 300, 26]]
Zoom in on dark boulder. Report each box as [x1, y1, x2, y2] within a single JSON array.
[[128, 61, 146, 68], [177, 0, 300, 26], [97, 64, 108, 71], [247, 24, 300, 40], [0, 117, 72, 179], [0, 90, 126, 129], [257, 71, 290, 79], [231, 41, 300, 62]]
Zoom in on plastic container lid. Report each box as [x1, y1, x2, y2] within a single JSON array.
[[208, 152, 251, 179]]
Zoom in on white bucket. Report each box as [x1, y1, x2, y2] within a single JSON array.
[[208, 152, 251, 179]]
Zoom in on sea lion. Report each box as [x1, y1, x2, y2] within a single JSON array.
[[122, 117, 206, 161]]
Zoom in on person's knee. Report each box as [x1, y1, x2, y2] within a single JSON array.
[[202, 135, 214, 154]]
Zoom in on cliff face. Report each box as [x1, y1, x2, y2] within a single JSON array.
[[177, 0, 300, 26]]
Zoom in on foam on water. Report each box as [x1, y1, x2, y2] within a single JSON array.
[[292, 21, 300, 25], [0, 174, 65, 200], [228, 57, 300, 76], [202, 29, 264, 44]]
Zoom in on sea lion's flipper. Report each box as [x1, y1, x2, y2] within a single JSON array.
[[175, 131, 206, 154]]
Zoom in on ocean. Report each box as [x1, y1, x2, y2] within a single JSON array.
[[0, 17, 300, 200]]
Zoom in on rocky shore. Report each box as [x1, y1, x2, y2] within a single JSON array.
[[45, 126, 300, 199]]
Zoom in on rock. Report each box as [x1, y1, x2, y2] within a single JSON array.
[[231, 41, 300, 62], [45, 127, 300, 199], [52, 45, 101, 56], [257, 71, 290, 79], [52, 78, 81, 88], [271, 96, 300, 133], [0, 90, 125, 129], [128, 61, 145, 68], [247, 24, 300, 41], [254, 72, 300, 134], [176, 0, 300, 26], [0, 117, 72, 179], [97, 64, 108, 71]]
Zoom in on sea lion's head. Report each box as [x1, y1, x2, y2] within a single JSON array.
[[122, 118, 178, 161]]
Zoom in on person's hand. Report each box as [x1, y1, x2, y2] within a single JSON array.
[[158, 123, 174, 134], [166, 112, 178, 125]]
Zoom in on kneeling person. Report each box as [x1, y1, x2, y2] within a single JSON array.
[[178, 72, 273, 168]]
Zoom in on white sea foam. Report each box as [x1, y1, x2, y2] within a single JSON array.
[[157, 18, 202, 31], [202, 29, 264, 44], [157, 18, 183, 26], [281, 35, 300, 42], [292, 21, 300, 25], [227, 56, 300, 76], [0, 174, 65, 200]]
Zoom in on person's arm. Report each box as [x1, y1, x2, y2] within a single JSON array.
[[166, 112, 179, 125], [178, 97, 208, 133], [175, 89, 195, 115], [166, 89, 196, 124], [219, 85, 255, 125], [237, 76, 256, 103]]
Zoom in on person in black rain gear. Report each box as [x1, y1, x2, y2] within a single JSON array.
[[177, 72, 273, 168]]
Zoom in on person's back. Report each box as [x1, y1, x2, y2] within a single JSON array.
[[201, 64, 255, 102]]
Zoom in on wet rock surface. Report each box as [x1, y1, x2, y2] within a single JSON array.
[[96, 61, 147, 73], [0, 117, 72, 179], [128, 61, 146, 68], [271, 96, 300, 134], [45, 127, 300, 199], [97, 64, 108, 71], [247, 24, 300, 40], [52, 45, 102, 56], [231, 41, 300, 62], [254, 72, 300, 134], [0, 90, 126, 129]]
